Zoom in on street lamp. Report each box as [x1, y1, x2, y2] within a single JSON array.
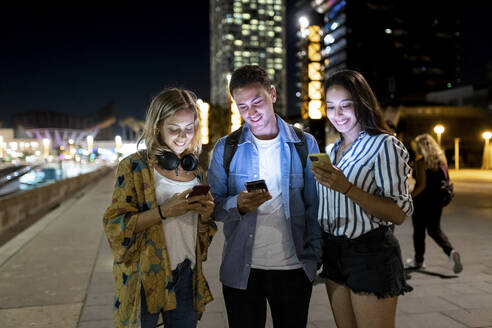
[[42, 138, 51, 158], [197, 99, 210, 145], [115, 135, 122, 151], [482, 131, 492, 170], [87, 135, 94, 154], [433, 124, 445, 146]]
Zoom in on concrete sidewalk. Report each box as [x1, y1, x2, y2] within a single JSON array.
[[0, 170, 491, 327]]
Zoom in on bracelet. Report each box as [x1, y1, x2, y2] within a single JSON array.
[[342, 183, 353, 195], [157, 205, 166, 220]]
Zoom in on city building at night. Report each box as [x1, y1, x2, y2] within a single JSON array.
[[311, 0, 462, 107], [293, 1, 492, 167], [210, 0, 288, 115], [12, 101, 116, 147]]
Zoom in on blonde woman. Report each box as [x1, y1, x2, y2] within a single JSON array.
[[406, 133, 462, 273], [103, 88, 216, 328]]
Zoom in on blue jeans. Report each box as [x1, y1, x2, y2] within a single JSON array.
[[141, 259, 198, 328]]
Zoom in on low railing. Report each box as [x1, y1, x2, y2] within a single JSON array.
[[0, 165, 114, 237]]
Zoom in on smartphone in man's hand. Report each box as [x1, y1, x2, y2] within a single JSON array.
[[245, 179, 269, 193]]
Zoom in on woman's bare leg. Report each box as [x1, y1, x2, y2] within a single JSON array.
[[325, 279, 357, 328]]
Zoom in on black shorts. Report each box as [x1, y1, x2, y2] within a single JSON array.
[[320, 226, 412, 298]]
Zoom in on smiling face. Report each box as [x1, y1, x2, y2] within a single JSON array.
[[232, 82, 278, 139], [326, 85, 362, 142], [159, 108, 196, 156]]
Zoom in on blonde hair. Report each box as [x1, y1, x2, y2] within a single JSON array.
[[137, 88, 201, 158], [414, 133, 447, 171]]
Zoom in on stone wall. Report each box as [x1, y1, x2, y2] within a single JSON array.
[[0, 166, 114, 235]]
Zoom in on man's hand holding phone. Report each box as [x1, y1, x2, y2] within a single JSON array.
[[237, 179, 272, 214]]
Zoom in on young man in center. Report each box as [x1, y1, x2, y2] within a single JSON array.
[[207, 65, 322, 328]]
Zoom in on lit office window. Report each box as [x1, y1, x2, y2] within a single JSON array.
[[308, 63, 323, 81], [308, 43, 321, 61]]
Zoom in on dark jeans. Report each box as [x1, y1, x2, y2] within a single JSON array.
[[412, 199, 453, 263], [222, 268, 312, 328], [140, 259, 197, 328]]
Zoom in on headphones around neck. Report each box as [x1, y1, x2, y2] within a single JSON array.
[[156, 151, 198, 175]]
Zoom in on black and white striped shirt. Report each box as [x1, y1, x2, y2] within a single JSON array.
[[317, 131, 413, 238]]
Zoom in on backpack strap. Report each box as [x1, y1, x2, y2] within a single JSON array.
[[292, 126, 308, 170], [223, 127, 243, 176], [222, 125, 309, 177], [440, 162, 450, 181]]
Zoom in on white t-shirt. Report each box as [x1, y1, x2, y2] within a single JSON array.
[[251, 134, 301, 270], [154, 169, 198, 270]]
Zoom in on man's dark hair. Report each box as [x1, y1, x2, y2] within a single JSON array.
[[229, 65, 272, 96]]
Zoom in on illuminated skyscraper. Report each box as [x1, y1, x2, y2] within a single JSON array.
[[210, 0, 287, 115], [309, 0, 461, 106]]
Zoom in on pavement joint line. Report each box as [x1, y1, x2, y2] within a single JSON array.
[[76, 233, 107, 327], [0, 301, 83, 310], [438, 294, 475, 312], [0, 178, 105, 268], [440, 310, 472, 326]]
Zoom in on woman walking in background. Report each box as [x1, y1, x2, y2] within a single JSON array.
[[312, 70, 413, 328], [103, 88, 216, 328], [405, 133, 463, 273]]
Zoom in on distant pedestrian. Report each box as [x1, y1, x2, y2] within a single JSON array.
[[312, 70, 413, 328], [103, 88, 216, 328], [405, 133, 463, 273]]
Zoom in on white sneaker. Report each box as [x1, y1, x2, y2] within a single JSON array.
[[405, 258, 426, 270], [450, 250, 463, 274]]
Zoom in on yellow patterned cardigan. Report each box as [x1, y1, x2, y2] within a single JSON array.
[[103, 151, 216, 327]]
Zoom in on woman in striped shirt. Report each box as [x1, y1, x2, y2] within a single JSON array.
[[311, 70, 413, 328]]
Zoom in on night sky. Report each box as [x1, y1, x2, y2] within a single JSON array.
[[0, 2, 490, 128]]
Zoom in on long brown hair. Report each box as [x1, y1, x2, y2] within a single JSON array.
[[324, 70, 391, 136], [137, 88, 201, 158]]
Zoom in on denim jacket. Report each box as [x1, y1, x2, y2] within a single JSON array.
[[207, 115, 322, 289]]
